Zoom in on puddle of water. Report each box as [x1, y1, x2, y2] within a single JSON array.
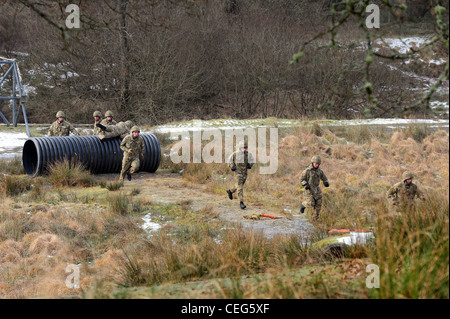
[[141, 213, 162, 236], [336, 232, 375, 246]]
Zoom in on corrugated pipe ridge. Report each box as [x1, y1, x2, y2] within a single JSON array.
[[22, 134, 161, 177]]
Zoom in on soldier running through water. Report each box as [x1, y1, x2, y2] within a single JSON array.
[[226, 140, 254, 209], [119, 126, 144, 182], [48, 111, 79, 137], [299, 155, 330, 221]]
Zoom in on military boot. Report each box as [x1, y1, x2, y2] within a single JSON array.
[[312, 210, 320, 221], [227, 189, 233, 200], [240, 201, 246, 209], [299, 203, 305, 214]]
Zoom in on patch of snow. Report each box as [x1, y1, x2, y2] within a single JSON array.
[[430, 101, 449, 115], [147, 118, 449, 135], [374, 37, 431, 55], [430, 101, 449, 110], [10, 51, 30, 57], [329, 118, 449, 127], [0, 131, 28, 153]]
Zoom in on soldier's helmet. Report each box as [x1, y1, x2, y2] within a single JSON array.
[[402, 171, 414, 181], [311, 155, 322, 165], [56, 111, 66, 118], [105, 110, 114, 117], [130, 126, 140, 133], [93, 110, 102, 117], [238, 140, 248, 149], [125, 120, 134, 128]]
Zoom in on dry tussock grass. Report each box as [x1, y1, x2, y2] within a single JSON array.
[[181, 127, 448, 229], [0, 125, 448, 299], [0, 195, 129, 298]]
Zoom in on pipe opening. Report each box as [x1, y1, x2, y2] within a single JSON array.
[[22, 139, 39, 177]]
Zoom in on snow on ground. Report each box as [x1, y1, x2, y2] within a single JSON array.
[[146, 118, 449, 135], [374, 37, 431, 55], [0, 131, 29, 156], [430, 101, 449, 117]]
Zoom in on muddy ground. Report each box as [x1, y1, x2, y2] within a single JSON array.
[[101, 171, 315, 240]]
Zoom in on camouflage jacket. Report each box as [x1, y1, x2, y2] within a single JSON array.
[[227, 150, 254, 178], [100, 118, 117, 126], [300, 164, 329, 199], [93, 120, 102, 135], [120, 134, 144, 159], [48, 120, 79, 137], [386, 181, 425, 206], [98, 122, 132, 140]]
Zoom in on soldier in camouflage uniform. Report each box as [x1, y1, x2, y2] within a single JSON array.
[[299, 155, 330, 221], [47, 111, 79, 137], [386, 171, 426, 211], [100, 110, 117, 126], [226, 141, 254, 209], [93, 110, 103, 135], [96, 120, 134, 140], [119, 126, 145, 182]]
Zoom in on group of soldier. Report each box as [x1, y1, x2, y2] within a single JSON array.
[[47, 110, 426, 220], [226, 142, 425, 221], [47, 110, 144, 183]]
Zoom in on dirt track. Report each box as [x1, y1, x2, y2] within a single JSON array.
[[111, 171, 315, 240]]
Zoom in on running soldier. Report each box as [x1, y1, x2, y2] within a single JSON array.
[[386, 171, 426, 211], [119, 126, 144, 182], [299, 155, 330, 221], [226, 140, 254, 209]]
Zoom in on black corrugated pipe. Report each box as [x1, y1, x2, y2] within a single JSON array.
[[22, 134, 161, 177]]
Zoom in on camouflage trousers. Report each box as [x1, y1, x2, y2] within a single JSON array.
[[229, 175, 247, 202], [119, 155, 140, 181], [302, 195, 322, 221], [388, 199, 416, 214]]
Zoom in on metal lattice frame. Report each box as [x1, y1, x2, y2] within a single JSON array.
[[0, 57, 31, 137]]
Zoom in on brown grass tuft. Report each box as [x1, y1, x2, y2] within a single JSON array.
[[0, 240, 25, 263], [28, 233, 66, 256]]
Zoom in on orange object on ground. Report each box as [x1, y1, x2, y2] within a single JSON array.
[[353, 229, 375, 233], [261, 214, 282, 219]]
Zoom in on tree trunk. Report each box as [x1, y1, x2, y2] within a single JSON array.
[[119, 0, 131, 111]]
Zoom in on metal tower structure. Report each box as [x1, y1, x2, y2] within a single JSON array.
[[0, 57, 31, 137]]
